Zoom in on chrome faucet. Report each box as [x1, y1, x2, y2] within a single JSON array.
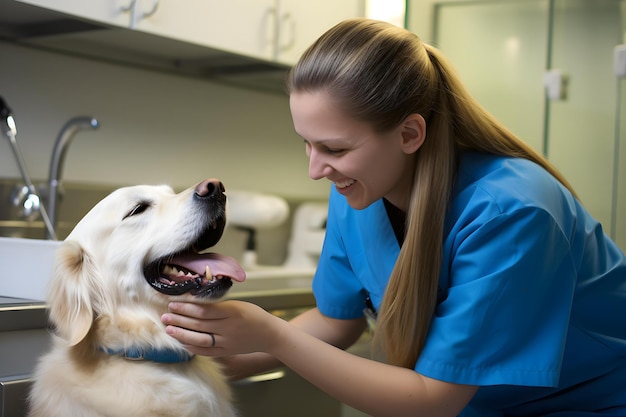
[[1, 96, 57, 239], [47, 117, 99, 239], [1, 95, 100, 240]]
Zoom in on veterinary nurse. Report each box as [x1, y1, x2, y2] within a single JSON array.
[[162, 18, 626, 416]]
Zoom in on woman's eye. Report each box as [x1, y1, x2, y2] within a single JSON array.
[[303, 139, 346, 156], [325, 147, 345, 155], [123, 202, 151, 219]]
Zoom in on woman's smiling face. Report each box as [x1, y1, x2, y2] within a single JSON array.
[[289, 90, 423, 211]]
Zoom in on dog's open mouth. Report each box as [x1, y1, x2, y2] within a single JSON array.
[[144, 250, 246, 298]]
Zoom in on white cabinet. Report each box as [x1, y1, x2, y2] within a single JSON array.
[[6, 0, 363, 93], [132, 0, 275, 61], [129, 0, 364, 65], [14, 0, 363, 66]]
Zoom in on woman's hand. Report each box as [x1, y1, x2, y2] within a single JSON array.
[[161, 300, 285, 357]]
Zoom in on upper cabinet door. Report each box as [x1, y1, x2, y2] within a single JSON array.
[[275, 0, 364, 65], [15, 0, 131, 27], [132, 0, 276, 62]]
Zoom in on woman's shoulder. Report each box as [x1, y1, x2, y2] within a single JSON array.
[[454, 152, 570, 210], [458, 152, 549, 185], [446, 152, 583, 239]]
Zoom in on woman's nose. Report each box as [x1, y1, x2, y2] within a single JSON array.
[[308, 150, 331, 180]]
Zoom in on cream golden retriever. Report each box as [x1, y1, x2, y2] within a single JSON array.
[[27, 179, 245, 417]]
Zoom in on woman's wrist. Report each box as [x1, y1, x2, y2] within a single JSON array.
[[263, 312, 295, 356]]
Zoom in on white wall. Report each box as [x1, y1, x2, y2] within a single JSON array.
[[0, 41, 330, 199]]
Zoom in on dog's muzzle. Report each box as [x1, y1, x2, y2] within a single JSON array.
[[143, 179, 246, 298]]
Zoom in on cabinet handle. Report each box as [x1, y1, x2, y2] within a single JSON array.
[[120, 0, 136, 12], [141, 0, 160, 20], [120, 0, 160, 29], [279, 12, 296, 53], [231, 369, 286, 386]]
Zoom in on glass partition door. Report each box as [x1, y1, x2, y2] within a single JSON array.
[[430, 0, 626, 250]]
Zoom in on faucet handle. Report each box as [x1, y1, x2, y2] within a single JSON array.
[[11, 185, 41, 221]]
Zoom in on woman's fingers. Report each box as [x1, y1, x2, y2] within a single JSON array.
[[161, 301, 232, 333], [167, 301, 228, 320], [164, 324, 217, 347], [161, 300, 281, 356]]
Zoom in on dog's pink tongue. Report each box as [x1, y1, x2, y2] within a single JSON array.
[[171, 253, 246, 282]]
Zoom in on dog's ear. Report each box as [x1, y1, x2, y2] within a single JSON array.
[[48, 240, 106, 346]]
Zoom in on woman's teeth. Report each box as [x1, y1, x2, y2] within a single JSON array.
[[335, 179, 355, 189]]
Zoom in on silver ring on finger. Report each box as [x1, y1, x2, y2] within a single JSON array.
[[209, 332, 216, 348]]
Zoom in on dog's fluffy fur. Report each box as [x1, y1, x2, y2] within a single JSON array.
[[27, 180, 242, 417]]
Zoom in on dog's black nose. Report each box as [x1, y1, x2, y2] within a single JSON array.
[[195, 178, 225, 199]]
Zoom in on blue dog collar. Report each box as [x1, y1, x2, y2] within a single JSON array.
[[101, 347, 194, 363]]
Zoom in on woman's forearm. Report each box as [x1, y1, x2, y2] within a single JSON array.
[[218, 352, 282, 381], [267, 316, 477, 417]]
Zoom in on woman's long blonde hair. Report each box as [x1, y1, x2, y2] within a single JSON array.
[[287, 18, 577, 369]]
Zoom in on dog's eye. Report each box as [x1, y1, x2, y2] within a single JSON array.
[[123, 202, 151, 219]]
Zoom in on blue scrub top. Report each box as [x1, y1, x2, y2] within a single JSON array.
[[313, 152, 626, 416]]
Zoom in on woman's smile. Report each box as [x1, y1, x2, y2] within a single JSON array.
[[334, 178, 356, 190]]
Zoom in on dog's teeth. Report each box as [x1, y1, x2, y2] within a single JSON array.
[[205, 265, 212, 278]]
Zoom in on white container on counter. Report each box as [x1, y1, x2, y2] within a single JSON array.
[[0, 237, 61, 301]]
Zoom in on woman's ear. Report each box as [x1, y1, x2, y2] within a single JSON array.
[[400, 113, 426, 154]]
